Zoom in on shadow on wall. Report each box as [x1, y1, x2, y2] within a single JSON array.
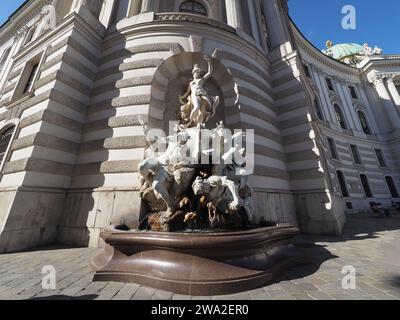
[[56, 27, 151, 248], [56, 40, 239, 248], [276, 55, 347, 237]]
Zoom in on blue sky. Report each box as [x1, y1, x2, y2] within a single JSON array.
[[0, 0, 26, 26], [289, 0, 400, 54], [0, 0, 399, 54]]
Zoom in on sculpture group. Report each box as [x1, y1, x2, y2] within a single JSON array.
[[138, 56, 254, 232]]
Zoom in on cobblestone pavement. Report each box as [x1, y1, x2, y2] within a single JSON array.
[[1, 214, 399, 300]]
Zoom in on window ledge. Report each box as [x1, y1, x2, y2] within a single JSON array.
[[5, 92, 34, 110]]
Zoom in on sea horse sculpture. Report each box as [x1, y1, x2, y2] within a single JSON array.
[[179, 55, 220, 128]]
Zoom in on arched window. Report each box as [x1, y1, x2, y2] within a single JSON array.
[[357, 111, 371, 135], [360, 174, 373, 198], [385, 176, 399, 198], [314, 98, 324, 121], [179, 0, 207, 16], [0, 126, 16, 167], [334, 104, 347, 129], [337, 171, 349, 197]]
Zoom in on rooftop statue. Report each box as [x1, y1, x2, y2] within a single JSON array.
[[322, 40, 383, 66]]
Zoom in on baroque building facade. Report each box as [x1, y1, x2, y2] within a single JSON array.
[[0, 0, 398, 253]]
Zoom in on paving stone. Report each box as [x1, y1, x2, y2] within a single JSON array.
[[118, 283, 140, 296], [299, 283, 319, 292], [191, 296, 212, 300], [173, 294, 192, 300], [152, 289, 173, 300], [308, 291, 334, 300], [112, 294, 134, 300], [0, 216, 399, 300], [132, 287, 155, 300]]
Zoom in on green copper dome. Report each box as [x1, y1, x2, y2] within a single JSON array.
[[326, 43, 363, 60]]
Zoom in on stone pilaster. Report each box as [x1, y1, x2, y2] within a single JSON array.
[[129, 0, 142, 16], [260, 0, 287, 48], [246, 0, 260, 43], [141, 0, 156, 13], [373, 75, 400, 131], [82, 0, 103, 17], [386, 74, 400, 108], [225, 0, 243, 29]]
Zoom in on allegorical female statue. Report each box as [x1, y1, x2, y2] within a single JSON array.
[[179, 55, 220, 128]]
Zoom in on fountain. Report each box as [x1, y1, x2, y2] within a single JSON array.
[[91, 56, 306, 296]]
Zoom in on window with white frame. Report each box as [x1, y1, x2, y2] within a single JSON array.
[[375, 149, 387, 168], [360, 174, 373, 198], [326, 78, 335, 91], [357, 110, 372, 135], [334, 104, 347, 130], [0, 125, 16, 170], [350, 145, 362, 165], [349, 86, 358, 99], [13, 52, 43, 100], [327, 137, 339, 160], [314, 98, 324, 121], [385, 176, 399, 198], [0, 47, 12, 73], [24, 25, 38, 46], [337, 170, 349, 197], [179, 0, 208, 16]]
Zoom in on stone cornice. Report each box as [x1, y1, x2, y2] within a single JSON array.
[[0, 0, 52, 47], [291, 22, 361, 78], [155, 13, 235, 34], [12, 11, 103, 63], [361, 57, 400, 74], [369, 73, 400, 85], [103, 14, 271, 69]]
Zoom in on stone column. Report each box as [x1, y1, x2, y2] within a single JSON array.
[[246, 0, 260, 43], [141, 0, 156, 13], [338, 79, 362, 131], [0, 35, 21, 93], [387, 75, 400, 108], [225, 0, 243, 29], [260, 0, 287, 48], [80, 0, 103, 17], [129, 0, 142, 16], [253, 0, 268, 51], [373, 75, 400, 131]]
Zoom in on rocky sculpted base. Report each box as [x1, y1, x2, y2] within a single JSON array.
[[91, 225, 308, 296]]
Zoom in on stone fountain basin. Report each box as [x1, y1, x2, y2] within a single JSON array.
[[91, 224, 308, 296]]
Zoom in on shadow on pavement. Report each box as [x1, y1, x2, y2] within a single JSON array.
[[30, 294, 98, 300]]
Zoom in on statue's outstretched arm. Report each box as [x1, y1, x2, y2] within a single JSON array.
[[204, 55, 213, 80]]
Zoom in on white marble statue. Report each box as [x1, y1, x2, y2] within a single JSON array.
[[138, 59, 254, 231], [360, 43, 383, 57], [192, 176, 241, 226], [179, 55, 220, 128]]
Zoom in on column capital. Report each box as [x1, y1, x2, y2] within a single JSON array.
[[372, 74, 387, 87], [385, 74, 397, 82], [16, 26, 28, 40], [372, 73, 398, 85]]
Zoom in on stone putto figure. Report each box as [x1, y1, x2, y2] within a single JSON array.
[[179, 55, 220, 128]]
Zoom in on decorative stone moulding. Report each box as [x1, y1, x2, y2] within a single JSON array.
[[155, 13, 235, 33], [91, 225, 307, 296]]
